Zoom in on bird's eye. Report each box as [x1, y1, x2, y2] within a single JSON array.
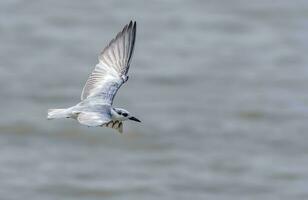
[[123, 113, 128, 117]]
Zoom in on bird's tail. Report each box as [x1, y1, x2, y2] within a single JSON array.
[[47, 108, 70, 120]]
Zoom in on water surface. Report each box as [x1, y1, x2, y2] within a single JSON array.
[[1, 0, 308, 199]]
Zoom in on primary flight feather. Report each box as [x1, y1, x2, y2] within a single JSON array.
[[47, 21, 140, 133]]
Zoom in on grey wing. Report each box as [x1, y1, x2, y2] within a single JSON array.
[[77, 112, 111, 127], [81, 21, 137, 105]]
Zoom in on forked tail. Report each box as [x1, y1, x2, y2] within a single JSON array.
[[47, 108, 70, 119]]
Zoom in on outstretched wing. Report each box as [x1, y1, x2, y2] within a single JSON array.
[[81, 21, 137, 105]]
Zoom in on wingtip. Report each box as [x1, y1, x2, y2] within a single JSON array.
[[128, 20, 136, 27], [133, 21, 137, 31], [119, 20, 136, 36]]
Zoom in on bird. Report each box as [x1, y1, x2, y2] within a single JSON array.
[[47, 21, 140, 133]]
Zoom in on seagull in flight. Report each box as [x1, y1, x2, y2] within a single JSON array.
[[47, 21, 140, 133]]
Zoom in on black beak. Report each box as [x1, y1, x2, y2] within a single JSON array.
[[129, 116, 141, 122]]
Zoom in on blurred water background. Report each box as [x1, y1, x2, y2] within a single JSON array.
[[1, 0, 308, 199]]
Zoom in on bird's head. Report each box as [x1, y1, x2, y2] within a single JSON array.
[[112, 108, 141, 122]]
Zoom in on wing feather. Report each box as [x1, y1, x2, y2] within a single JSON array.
[[81, 21, 137, 104]]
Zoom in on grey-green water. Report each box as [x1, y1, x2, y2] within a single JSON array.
[[1, 0, 308, 199]]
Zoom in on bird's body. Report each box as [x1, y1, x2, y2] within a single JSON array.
[[47, 21, 140, 133]]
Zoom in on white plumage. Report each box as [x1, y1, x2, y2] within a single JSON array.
[[47, 21, 141, 133]]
